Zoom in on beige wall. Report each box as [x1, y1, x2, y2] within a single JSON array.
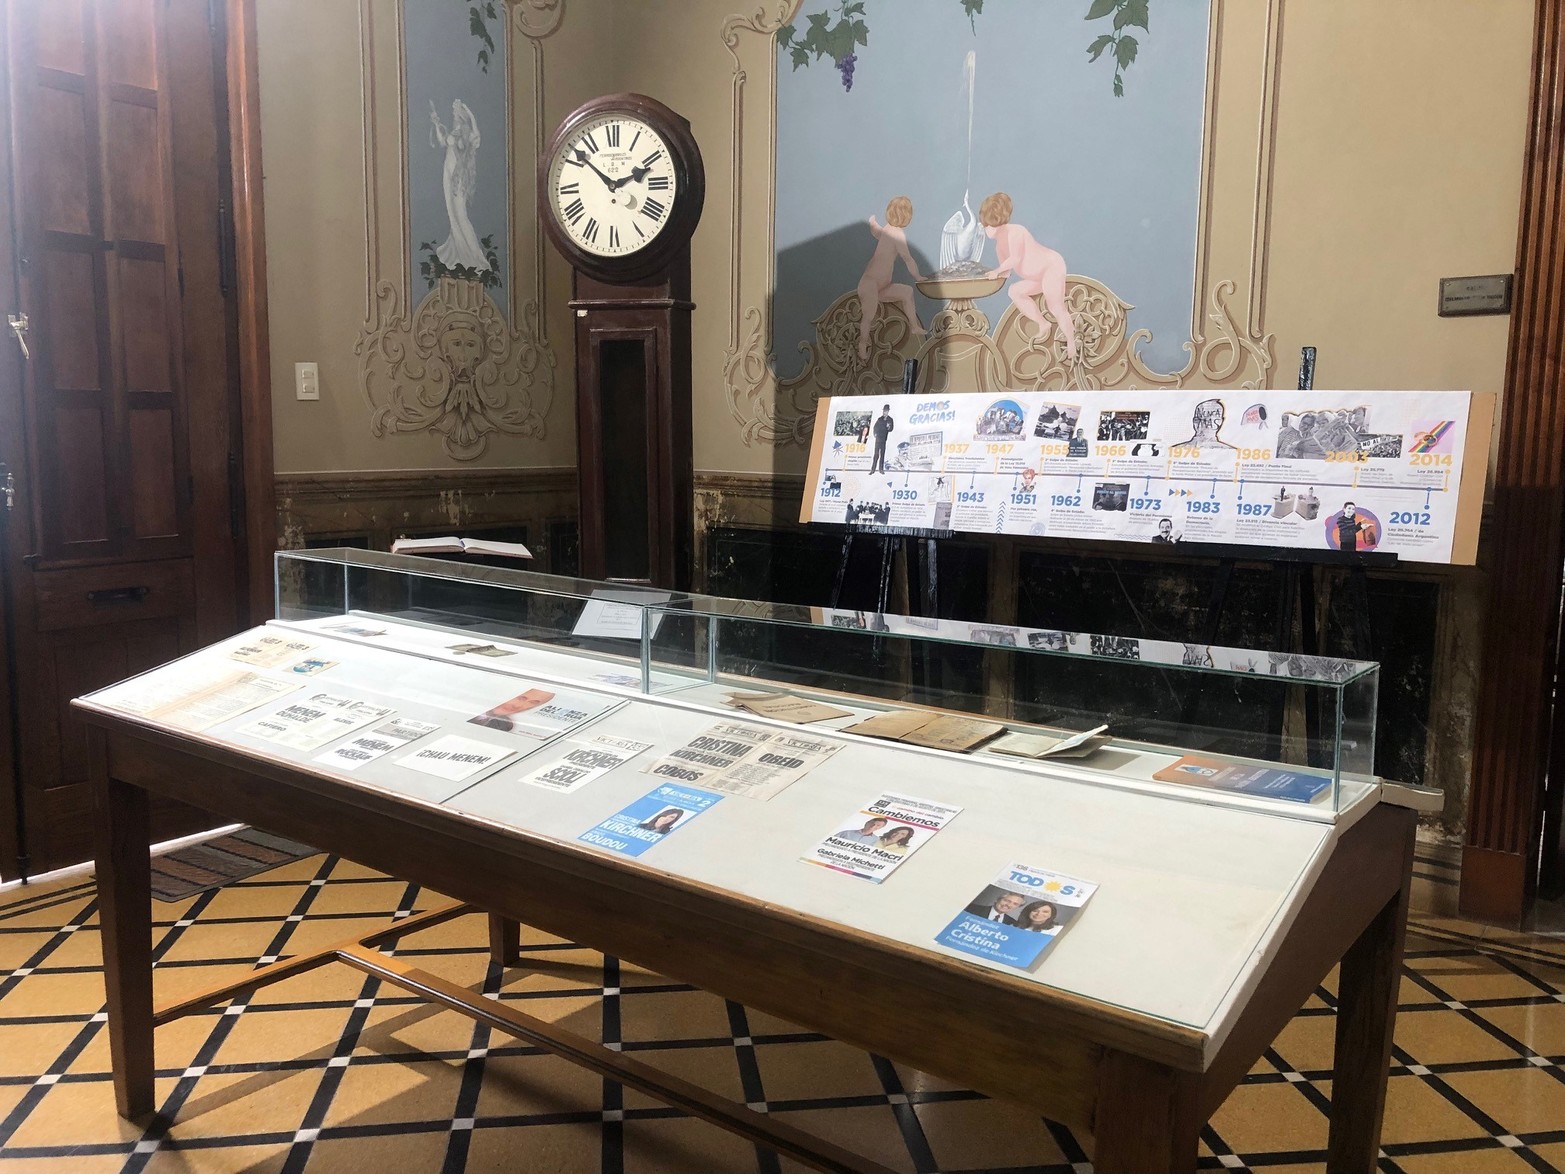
[[259, 0, 1532, 480]]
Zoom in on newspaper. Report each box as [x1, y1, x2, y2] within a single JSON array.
[[646, 721, 840, 801], [802, 791, 962, 882], [936, 862, 1097, 970], [95, 669, 302, 733], [524, 735, 654, 794], [315, 716, 440, 772], [229, 635, 316, 669]]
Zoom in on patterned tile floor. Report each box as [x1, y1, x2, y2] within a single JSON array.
[[1, 852, 1564, 1172]]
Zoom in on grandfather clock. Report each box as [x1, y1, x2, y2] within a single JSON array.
[[540, 94, 705, 589]]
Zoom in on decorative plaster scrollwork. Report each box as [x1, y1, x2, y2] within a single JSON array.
[[358, 277, 555, 460], [509, 0, 566, 39], [723, 275, 1275, 444]]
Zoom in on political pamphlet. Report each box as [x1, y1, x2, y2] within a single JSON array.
[[524, 735, 654, 794], [466, 686, 611, 740], [95, 668, 302, 733], [577, 783, 722, 857], [1152, 756, 1331, 803], [722, 692, 853, 724], [315, 716, 441, 772], [229, 635, 316, 669], [842, 709, 1003, 753], [396, 734, 517, 783], [235, 693, 393, 751], [646, 721, 840, 801], [936, 862, 1097, 970], [985, 724, 1110, 761], [802, 791, 962, 882]]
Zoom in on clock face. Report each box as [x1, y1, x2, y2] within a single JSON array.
[[546, 113, 679, 259]]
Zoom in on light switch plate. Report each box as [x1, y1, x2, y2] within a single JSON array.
[[295, 362, 320, 401]]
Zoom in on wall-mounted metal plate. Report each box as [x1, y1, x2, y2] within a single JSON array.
[[1438, 274, 1514, 317]]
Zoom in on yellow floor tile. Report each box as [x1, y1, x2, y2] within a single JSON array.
[[304, 1129, 453, 1172], [1207, 1078, 1328, 1155], [1271, 1012, 1339, 1073], [618, 989, 733, 1044], [1393, 1145, 1544, 1172], [621, 1114, 765, 1174], [193, 880, 318, 924], [1376, 1074, 1495, 1145], [1476, 999, 1565, 1056], [157, 1067, 324, 1140], [0, 929, 56, 970], [1440, 1065, 1565, 1135], [0, 966, 112, 1017], [473, 1050, 602, 1118], [3, 1076, 145, 1148], [320, 1055, 465, 1128], [1393, 1007, 1526, 1065], [146, 1142, 292, 1173], [0, 895, 97, 931], [463, 1118, 605, 1171], [154, 920, 279, 967], [0, 1018, 94, 1077], [773, 1104, 916, 1174], [210, 1005, 356, 1067], [752, 1039, 886, 1102], [915, 1095, 1069, 1169], [1405, 954, 1553, 1002], [621, 1042, 745, 1110], [0, 1156, 129, 1173]]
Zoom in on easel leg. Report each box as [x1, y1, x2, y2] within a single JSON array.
[[1093, 1050, 1201, 1174], [91, 731, 155, 1121], [876, 536, 895, 615], [487, 914, 521, 968], [1327, 811, 1414, 1172], [829, 532, 855, 610]]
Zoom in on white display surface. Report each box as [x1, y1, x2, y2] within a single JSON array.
[[802, 390, 1485, 563], [81, 622, 1385, 1045]]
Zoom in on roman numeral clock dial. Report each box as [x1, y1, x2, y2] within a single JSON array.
[[546, 115, 678, 259]]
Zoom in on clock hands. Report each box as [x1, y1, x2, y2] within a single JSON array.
[[572, 147, 618, 192]]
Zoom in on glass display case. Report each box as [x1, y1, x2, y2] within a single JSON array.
[[276, 548, 1379, 820]]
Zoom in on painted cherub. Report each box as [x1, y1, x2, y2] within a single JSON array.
[[857, 196, 926, 360], [980, 192, 1078, 362]]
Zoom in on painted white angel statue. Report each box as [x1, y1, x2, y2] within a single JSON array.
[[429, 98, 489, 273]]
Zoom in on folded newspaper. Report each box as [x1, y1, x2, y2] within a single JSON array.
[[646, 720, 840, 800], [802, 791, 962, 882], [936, 862, 1097, 970]]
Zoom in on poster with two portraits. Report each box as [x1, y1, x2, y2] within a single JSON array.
[[800, 390, 1493, 564]]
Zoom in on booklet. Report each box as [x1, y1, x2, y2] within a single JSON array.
[[396, 734, 517, 783], [722, 692, 853, 724], [235, 693, 393, 751], [315, 716, 441, 772], [936, 862, 1097, 970], [524, 735, 654, 794], [578, 783, 722, 857], [842, 709, 1004, 753], [802, 791, 962, 882], [646, 721, 840, 801], [391, 535, 533, 559], [985, 724, 1110, 761], [1152, 755, 1331, 804]]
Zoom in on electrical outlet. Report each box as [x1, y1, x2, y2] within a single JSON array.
[[295, 362, 320, 401]]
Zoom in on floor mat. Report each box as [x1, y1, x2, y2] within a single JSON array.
[[144, 827, 319, 901]]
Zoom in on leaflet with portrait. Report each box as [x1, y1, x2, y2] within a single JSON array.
[[936, 862, 1097, 971], [802, 791, 962, 883], [577, 783, 722, 858]]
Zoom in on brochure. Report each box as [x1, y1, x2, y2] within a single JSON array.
[[1152, 755, 1331, 803], [235, 693, 393, 751], [985, 724, 1110, 761], [936, 862, 1097, 970], [96, 669, 302, 733], [802, 791, 962, 882], [723, 692, 853, 724], [229, 635, 316, 669], [524, 735, 654, 794], [571, 588, 672, 640], [315, 716, 441, 771], [397, 734, 517, 783], [646, 721, 840, 801], [578, 783, 722, 857]]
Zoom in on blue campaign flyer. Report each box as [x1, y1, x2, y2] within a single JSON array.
[[577, 783, 722, 858], [1152, 756, 1330, 803], [936, 863, 1097, 972]]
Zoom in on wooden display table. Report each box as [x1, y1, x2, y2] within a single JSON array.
[[80, 685, 1415, 1174]]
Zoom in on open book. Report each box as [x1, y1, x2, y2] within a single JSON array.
[[390, 536, 533, 559]]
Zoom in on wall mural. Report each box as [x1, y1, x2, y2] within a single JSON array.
[[722, 0, 1276, 449], [358, 0, 556, 461]]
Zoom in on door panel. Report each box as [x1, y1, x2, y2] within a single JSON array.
[[0, 0, 246, 876]]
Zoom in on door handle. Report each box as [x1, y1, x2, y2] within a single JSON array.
[[86, 586, 150, 605], [7, 313, 29, 361]]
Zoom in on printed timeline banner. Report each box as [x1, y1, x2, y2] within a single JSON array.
[[800, 390, 1492, 564]]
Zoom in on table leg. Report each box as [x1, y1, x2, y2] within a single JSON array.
[[1092, 1050, 1200, 1174], [91, 732, 155, 1120], [1326, 878, 1411, 1172], [487, 913, 520, 968]]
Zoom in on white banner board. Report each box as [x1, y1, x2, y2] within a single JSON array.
[[800, 390, 1492, 564]]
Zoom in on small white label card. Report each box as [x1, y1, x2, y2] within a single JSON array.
[[396, 734, 517, 783]]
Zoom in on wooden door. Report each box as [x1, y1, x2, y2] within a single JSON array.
[[0, 0, 247, 877]]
